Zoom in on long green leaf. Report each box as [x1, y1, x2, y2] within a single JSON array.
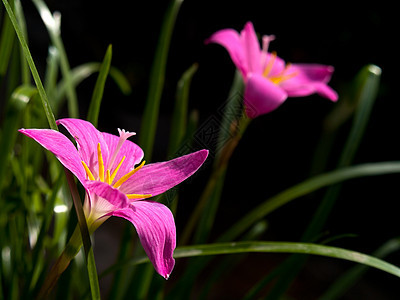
[[168, 63, 198, 157], [265, 64, 382, 299], [139, 0, 183, 160], [0, 0, 15, 76], [320, 237, 400, 300], [2, 0, 57, 130], [219, 161, 400, 242], [0, 85, 36, 202], [100, 241, 400, 279], [55, 62, 131, 113], [87, 44, 112, 127], [14, 0, 29, 84], [32, 0, 79, 118]]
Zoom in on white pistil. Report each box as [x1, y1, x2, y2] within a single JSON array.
[[107, 128, 136, 171]]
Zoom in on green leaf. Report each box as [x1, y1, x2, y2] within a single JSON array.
[[168, 63, 198, 157], [32, 0, 79, 118], [0, 85, 37, 193], [219, 161, 400, 242], [87, 45, 112, 127], [320, 237, 400, 300], [215, 70, 245, 162], [0, 0, 16, 77], [13, 0, 30, 85], [55, 62, 131, 114], [2, 0, 57, 130], [100, 241, 400, 279], [139, 0, 183, 160], [265, 64, 382, 299]]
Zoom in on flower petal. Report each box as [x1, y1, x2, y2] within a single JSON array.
[[86, 180, 129, 210], [111, 201, 176, 279], [102, 132, 144, 182], [56, 118, 110, 170], [19, 128, 87, 185], [281, 64, 338, 101], [240, 22, 262, 74], [120, 149, 208, 196], [244, 73, 287, 118], [205, 28, 248, 77]]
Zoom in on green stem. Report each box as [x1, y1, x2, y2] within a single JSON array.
[[36, 226, 82, 299], [180, 114, 250, 245]]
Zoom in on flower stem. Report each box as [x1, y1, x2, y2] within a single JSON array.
[[180, 114, 251, 245], [36, 226, 82, 299]]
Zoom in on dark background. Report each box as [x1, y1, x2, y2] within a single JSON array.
[[18, 0, 400, 298]]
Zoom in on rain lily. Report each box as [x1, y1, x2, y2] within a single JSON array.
[[19, 118, 208, 279], [206, 21, 338, 118]]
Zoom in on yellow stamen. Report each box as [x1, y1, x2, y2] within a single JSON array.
[[97, 143, 105, 182], [126, 194, 152, 199], [270, 70, 298, 84], [263, 51, 277, 77], [106, 169, 111, 185], [81, 161, 95, 181], [113, 160, 146, 189], [110, 156, 126, 183]]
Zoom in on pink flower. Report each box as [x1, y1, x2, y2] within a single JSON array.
[[206, 21, 338, 118], [19, 118, 208, 279]]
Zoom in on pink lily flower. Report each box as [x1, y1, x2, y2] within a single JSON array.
[[19, 118, 208, 279], [206, 21, 338, 118]]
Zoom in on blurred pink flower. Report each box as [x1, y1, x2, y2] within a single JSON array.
[[19, 118, 208, 279], [206, 21, 338, 118]]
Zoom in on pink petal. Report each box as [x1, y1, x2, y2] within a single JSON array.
[[120, 150, 208, 196], [86, 181, 129, 210], [244, 73, 288, 118], [240, 22, 262, 74], [111, 201, 176, 279], [205, 28, 248, 77], [57, 118, 110, 170], [19, 128, 87, 185], [281, 64, 338, 101], [102, 132, 144, 182], [290, 64, 335, 82]]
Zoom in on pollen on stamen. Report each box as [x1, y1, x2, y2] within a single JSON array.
[[270, 63, 298, 84], [113, 160, 146, 189], [82, 161, 95, 181], [126, 194, 152, 199], [97, 143, 105, 182], [110, 156, 126, 183], [105, 170, 111, 185], [263, 51, 277, 78]]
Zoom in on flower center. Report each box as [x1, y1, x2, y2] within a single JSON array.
[[262, 53, 298, 85], [261, 35, 298, 85], [81, 130, 152, 200]]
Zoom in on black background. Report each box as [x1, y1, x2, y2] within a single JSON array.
[[14, 1, 400, 298]]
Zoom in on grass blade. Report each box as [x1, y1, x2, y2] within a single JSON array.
[[87, 44, 112, 127], [32, 0, 79, 118], [168, 63, 198, 157], [0, 0, 15, 77], [219, 161, 400, 242], [2, 0, 57, 130], [55, 62, 131, 113], [100, 241, 400, 280], [139, 0, 183, 160], [0, 85, 36, 197], [319, 237, 400, 300], [264, 64, 382, 299]]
